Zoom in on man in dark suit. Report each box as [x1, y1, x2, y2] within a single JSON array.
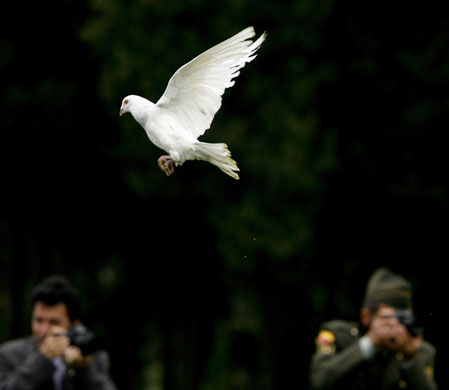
[[310, 268, 437, 390], [0, 276, 117, 390]]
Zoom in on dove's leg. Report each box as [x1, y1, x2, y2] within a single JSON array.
[[158, 156, 176, 176]]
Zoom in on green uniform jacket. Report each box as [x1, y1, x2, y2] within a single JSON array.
[[310, 320, 437, 390]]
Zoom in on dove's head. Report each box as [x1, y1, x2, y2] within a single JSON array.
[[119, 95, 134, 116], [120, 95, 153, 119]]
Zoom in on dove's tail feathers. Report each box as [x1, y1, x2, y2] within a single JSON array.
[[194, 142, 240, 180]]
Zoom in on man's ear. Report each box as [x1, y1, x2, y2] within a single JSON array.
[[360, 307, 372, 327]]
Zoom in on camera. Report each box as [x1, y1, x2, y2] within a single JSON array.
[[66, 324, 105, 355], [395, 309, 422, 337]]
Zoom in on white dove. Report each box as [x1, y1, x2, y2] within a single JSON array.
[[119, 26, 266, 179]]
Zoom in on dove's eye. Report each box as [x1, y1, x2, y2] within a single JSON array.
[[124, 99, 129, 104]]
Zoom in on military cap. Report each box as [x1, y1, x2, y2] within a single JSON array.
[[363, 267, 412, 310]]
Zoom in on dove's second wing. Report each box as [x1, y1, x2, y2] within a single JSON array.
[[156, 27, 266, 139]]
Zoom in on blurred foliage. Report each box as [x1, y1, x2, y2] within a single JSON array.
[[1, 0, 448, 389], [80, 0, 338, 266]]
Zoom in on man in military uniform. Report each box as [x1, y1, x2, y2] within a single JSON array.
[[310, 268, 437, 389]]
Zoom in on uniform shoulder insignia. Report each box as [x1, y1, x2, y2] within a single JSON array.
[[425, 364, 434, 380], [315, 330, 336, 355]]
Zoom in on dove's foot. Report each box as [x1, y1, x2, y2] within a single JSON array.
[[158, 155, 176, 176]]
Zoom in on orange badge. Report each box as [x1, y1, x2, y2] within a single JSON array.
[[315, 330, 336, 355], [425, 364, 434, 380]]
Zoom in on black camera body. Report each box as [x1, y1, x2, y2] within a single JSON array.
[[395, 309, 422, 337], [66, 324, 105, 355]]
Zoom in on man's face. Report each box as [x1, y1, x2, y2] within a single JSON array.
[[361, 303, 398, 327], [31, 301, 72, 346], [373, 304, 397, 321]]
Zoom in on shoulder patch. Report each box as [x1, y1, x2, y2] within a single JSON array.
[[315, 330, 336, 355], [425, 364, 434, 380]]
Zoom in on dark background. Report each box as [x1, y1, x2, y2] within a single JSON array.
[[1, 0, 447, 389]]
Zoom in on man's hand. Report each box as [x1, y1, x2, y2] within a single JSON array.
[[386, 322, 422, 359], [366, 305, 397, 347], [39, 326, 70, 359], [63, 345, 93, 368], [40, 326, 93, 367], [366, 305, 422, 358]]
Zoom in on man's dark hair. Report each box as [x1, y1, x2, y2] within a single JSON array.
[[30, 276, 81, 321]]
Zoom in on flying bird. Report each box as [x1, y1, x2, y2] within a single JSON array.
[[119, 26, 266, 179]]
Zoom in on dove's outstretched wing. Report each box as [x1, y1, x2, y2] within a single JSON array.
[[156, 27, 266, 139]]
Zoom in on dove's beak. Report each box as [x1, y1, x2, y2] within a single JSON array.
[[119, 107, 124, 116]]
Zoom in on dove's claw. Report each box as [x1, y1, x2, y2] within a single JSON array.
[[158, 156, 176, 176]]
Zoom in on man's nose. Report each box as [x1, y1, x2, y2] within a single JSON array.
[[39, 323, 52, 337]]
